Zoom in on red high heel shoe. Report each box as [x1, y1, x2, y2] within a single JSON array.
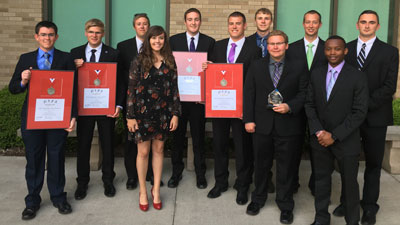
[[139, 193, 149, 211], [151, 187, 162, 210]]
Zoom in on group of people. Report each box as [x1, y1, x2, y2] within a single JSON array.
[[9, 6, 398, 225]]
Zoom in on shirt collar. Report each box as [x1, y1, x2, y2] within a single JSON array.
[[357, 36, 376, 46], [256, 32, 269, 41], [38, 48, 55, 58], [228, 36, 245, 46], [304, 37, 319, 47], [269, 57, 285, 65], [328, 60, 345, 74], [186, 32, 200, 41], [86, 42, 103, 54]]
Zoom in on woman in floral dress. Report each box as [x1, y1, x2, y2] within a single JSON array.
[[126, 26, 181, 211]]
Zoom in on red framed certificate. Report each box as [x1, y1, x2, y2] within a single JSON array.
[[77, 62, 117, 116], [26, 70, 74, 129], [205, 63, 243, 118], [173, 51, 207, 102]]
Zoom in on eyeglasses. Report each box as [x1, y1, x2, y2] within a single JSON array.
[[87, 31, 103, 35], [268, 42, 286, 47], [38, 33, 56, 37]]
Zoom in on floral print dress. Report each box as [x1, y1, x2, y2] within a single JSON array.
[[126, 58, 181, 143]]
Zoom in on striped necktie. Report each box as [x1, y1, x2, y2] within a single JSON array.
[[44, 52, 51, 70], [357, 43, 366, 70], [273, 62, 282, 88]]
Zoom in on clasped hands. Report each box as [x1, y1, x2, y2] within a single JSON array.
[[127, 115, 179, 133], [316, 130, 335, 147]]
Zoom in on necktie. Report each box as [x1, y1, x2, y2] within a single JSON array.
[[228, 43, 237, 63], [357, 43, 366, 70], [326, 69, 337, 100], [90, 49, 97, 62], [272, 62, 282, 87], [260, 37, 266, 57], [190, 37, 195, 52], [43, 52, 51, 70], [306, 43, 314, 70]]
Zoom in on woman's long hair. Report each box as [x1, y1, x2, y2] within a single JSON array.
[[137, 25, 175, 72]]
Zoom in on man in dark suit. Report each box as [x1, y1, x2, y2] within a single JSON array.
[[116, 13, 159, 190], [70, 19, 120, 200], [287, 10, 327, 195], [332, 10, 399, 225], [9, 21, 76, 220], [246, 8, 275, 194], [206, 11, 261, 206], [305, 35, 369, 225], [243, 30, 308, 224], [168, 8, 215, 189]]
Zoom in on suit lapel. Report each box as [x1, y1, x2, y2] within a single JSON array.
[[99, 43, 108, 62], [362, 38, 380, 69], [347, 40, 358, 66], [236, 38, 249, 63], [132, 37, 138, 55], [310, 38, 324, 71], [263, 57, 275, 89], [276, 59, 288, 89], [51, 49, 60, 69], [196, 33, 204, 52]]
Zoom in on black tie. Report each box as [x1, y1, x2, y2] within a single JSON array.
[[189, 37, 195, 52], [357, 43, 366, 70], [90, 49, 97, 62]]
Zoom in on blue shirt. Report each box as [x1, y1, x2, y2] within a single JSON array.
[[256, 32, 269, 58], [37, 48, 54, 70]]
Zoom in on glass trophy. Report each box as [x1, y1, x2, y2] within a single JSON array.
[[267, 89, 283, 109]]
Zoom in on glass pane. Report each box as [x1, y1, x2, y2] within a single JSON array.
[[337, 0, 390, 43], [110, 0, 166, 48], [52, 0, 105, 52], [276, 0, 331, 43]]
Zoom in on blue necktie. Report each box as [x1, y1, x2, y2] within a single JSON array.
[[326, 69, 337, 100], [43, 52, 51, 70]]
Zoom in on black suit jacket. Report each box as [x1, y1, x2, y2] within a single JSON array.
[[169, 32, 215, 60], [345, 38, 399, 127], [70, 43, 123, 107], [210, 37, 261, 79], [305, 62, 369, 155], [9, 48, 77, 121], [116, 37, 140, 109], [287, 38, 327, 74], [243, 56, 308, 136]]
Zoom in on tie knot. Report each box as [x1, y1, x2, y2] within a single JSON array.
[[274, 62, 282, 67], [191, 37, 195, 41], [308, 43, 314, 48], [91, 49, 97, 53], [362, 43, 366, 48], [330, 69, 337, 75], [231, 43, 237, 48], [44, 52, 49, 59]]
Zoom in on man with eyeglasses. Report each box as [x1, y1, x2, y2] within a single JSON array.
[[243, 30, 308, 224], [70, 18, 120, 200], [287, 10, 327, 196], [117, 13, 160, 189], [9, 21, 76, 220]]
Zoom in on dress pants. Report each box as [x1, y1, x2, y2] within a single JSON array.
[[311, 136, 360, 225], [212, 118, 253, 191], [251, 131, 302, 211], [172, 102, 206, 177], [76, 116, 115, 185], [293, 127, 315, 192], [21, 119, 68, 207]]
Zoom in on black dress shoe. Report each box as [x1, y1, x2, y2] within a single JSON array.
[[149, 176, 164, 187], [53, 201, 72, 214], [167, 174, 182, 188], [246, 202, 262, 216], [361, 210, 376, 225], [280, 210, 294, 224], [268, 179, 276, 193], [207, 186, 228, 199], [126, 178, 138, 190], [236, 190, 248, 205], [310, 221, 327, 225], [104, 183, 116, 197], [74, 185, 88, 200], [196, 176, 207, 189], [21, 206, 39, 220], [332, 204, 345, 217]]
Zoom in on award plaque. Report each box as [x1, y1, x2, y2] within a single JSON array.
[[267, 89, 283, 109]]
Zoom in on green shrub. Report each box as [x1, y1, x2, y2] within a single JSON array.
[[393, 98, 400, 126], [0, 86, 25, 149]]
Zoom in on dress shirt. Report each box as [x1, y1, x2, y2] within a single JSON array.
[[256, 32, 269, 57], [85, 43, 102, 62], [304, 37, 319, 56], [186, 32, 200, 51], [226, 37, 245, 63], [326, 60, 345, 91], [136, 37, 143, 54], [37, 48, 54, 70], [357, 36, 376, 58]]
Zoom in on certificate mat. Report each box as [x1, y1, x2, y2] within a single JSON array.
[[77, 62, 117, 115], [173, 51, 207, 102], [27, 70, 74, 129], [205, 63, 243, 118]]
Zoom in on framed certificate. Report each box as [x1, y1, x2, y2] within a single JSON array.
[[173, 51, 207, 102], [26, 70, 75, 129], [77, 62, 117, 116], [205, 63, 243, 118]]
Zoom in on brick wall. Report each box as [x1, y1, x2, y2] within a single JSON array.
[[169, 0, 275, 40], [0, 0, 42, 88]]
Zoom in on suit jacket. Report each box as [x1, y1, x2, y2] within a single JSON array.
[[70, 43, 123, 107], [169, 32, 215, 60], [116, 37, 140, 109], [210, 37, 261, 79], [305, 62, 369, 155], [243, 56, 308, 136], [287, 37, 327, 74], [9, 48, 77, 121], [345, 38, 399, 127]]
